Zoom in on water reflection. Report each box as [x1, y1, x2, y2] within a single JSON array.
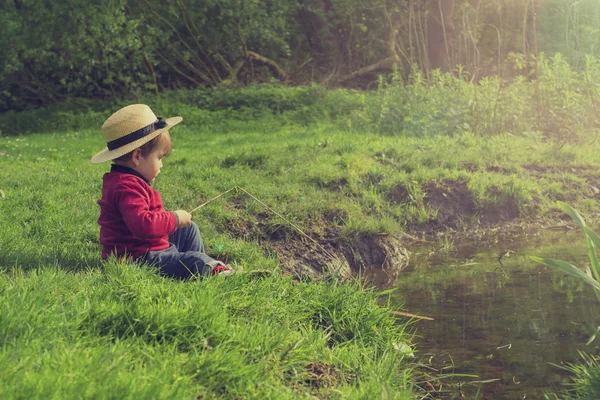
[[379, 228, 600, 398]]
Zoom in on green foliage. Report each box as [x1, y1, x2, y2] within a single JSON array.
[[535, 53, 600, 142], [537, 0, 600, 67], [0, 0, 153, 110], [348, 56, 600, 141], [184, 84, 325, 113], [0, 0, 297, 111], [4, 0, 600, 111], [0, 84, 346, 136], [532, 202, 600, 302], [547, 353, 600, 400], [5, 84, 600, 244], [131, 0, 296, 84]]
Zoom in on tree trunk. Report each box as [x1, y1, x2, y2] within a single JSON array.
[[427, 0, 455, 71]]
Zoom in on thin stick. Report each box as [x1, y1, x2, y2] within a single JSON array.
[[391, 310, 434, 321], [189, 187, 237, 214], [187, 186, 338, 260]]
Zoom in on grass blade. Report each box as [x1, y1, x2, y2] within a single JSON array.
[[583, 323, 600, 345], [557, 201, 587, 229], [585, 240, 600, 302], [378, 288, 398, 297], [530, 256, 600, 291], [585, 227, 600, 250]]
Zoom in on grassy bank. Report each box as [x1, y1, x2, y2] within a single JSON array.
[[0, 88, 423, 398]]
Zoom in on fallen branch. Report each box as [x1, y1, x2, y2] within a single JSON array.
[[248, 51, 287, 81], [338, 55, 401, 83]]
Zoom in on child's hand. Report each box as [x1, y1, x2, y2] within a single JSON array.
[[174, 210, 192, 228]]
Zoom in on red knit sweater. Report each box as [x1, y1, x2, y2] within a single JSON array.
[[97, 165, 177, 260]]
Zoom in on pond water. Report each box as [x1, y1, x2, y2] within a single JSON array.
[[374, 227, 600, 399]]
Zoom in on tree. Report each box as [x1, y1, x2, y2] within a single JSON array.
[[0, 0, 152, 110], [130, 0, 294, 87]]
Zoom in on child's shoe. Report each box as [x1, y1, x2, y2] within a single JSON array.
[[211, 264, 233, 277]]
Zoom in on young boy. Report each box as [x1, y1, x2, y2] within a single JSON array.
[[91, 104, 231, 278]]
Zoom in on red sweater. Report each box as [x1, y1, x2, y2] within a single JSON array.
[[97, 165, 177, 260]]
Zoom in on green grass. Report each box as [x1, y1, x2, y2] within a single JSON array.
[[533, 203, 600, 399], [0, 262, 414, 399], [546, 352, 600, 399]]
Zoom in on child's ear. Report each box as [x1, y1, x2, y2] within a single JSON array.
[[131, 148, 142, 166]]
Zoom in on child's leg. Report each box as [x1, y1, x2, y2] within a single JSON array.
[[169, 221, 204, 253], [142, 245, 221, 279]]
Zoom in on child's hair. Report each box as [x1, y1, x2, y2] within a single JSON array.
[[113, 131, 172, 163]]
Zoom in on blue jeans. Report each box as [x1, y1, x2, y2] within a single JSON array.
[[141, 222, 221, 279]]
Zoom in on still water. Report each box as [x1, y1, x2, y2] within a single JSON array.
[[379, 227, 600, 399]]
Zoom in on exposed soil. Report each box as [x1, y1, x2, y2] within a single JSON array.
[[477, 186, 521, 225], [423, 179, 476, 227], [341, 234, 409, 280], [264, 225, 408, 282], [226, 208, 409, 282], [486, 165, 512, 174], [387, 179, 521, 233], [387, 184, 410, 204], [302, 362, 340, 389]]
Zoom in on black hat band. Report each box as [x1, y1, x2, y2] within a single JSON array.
[[107, 117, 167, 151]]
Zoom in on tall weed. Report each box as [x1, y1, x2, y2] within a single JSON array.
[[350, 55, 600, 141], [532, 202, 600, 399]]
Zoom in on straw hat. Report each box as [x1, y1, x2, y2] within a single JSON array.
[[91, 104, 182, 164]]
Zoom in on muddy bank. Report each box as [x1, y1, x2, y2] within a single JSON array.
[[228, 213, 410, 280]]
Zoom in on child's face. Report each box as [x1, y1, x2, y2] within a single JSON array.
[[135, 148, 165, 184]]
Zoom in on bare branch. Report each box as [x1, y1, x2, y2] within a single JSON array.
[[248, 51, 288, 81]]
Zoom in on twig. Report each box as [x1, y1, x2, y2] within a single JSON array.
[[391, 310, 434, 321], [189, 187, 238, 214], [400, 232, 433, 243], [542, 224, 573, 231], [494, 250, 515, 277]]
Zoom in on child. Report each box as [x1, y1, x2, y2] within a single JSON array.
[[91, 104, 231, 278]]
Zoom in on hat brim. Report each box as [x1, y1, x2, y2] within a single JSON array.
[[90, 116, 182, 164]]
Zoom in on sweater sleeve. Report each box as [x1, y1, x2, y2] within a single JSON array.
[[115, 180, 177, 239]]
